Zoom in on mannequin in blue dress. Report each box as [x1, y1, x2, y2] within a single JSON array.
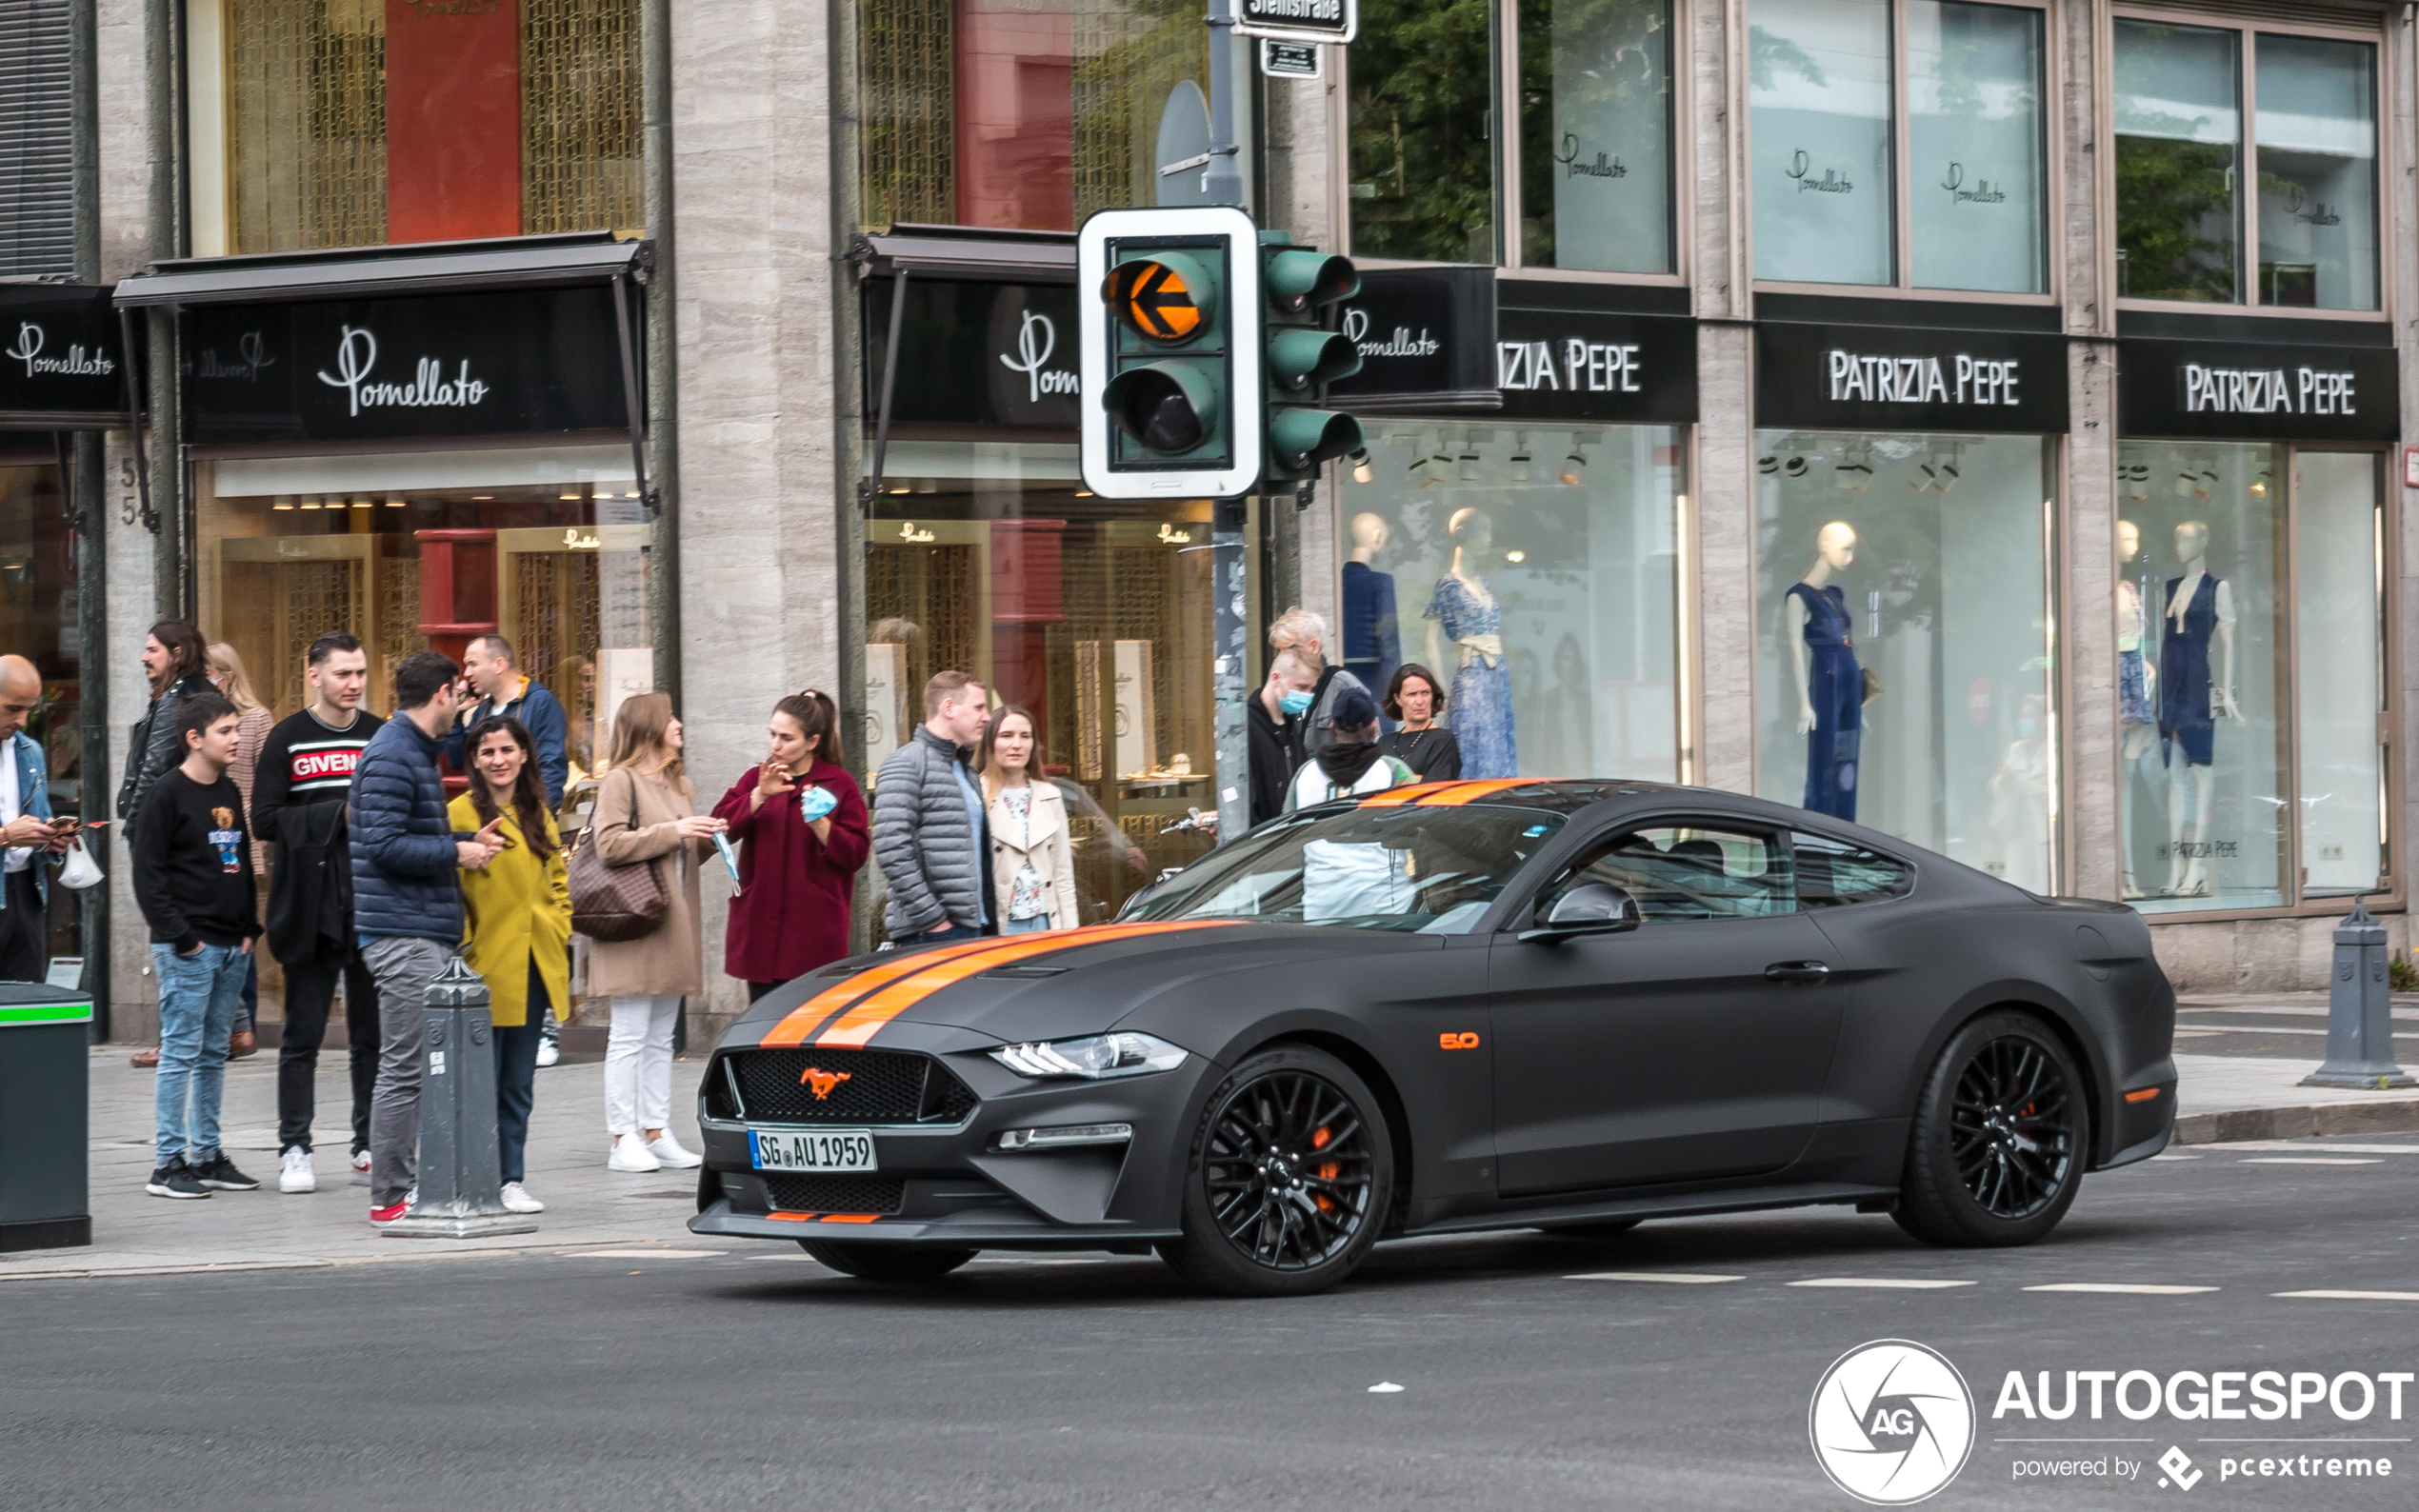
[[1424, 507, 1516, 778], [2157, 520, 2240, 897], [1787, 521, 1863, 820]]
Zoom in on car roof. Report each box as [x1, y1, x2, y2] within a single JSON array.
[[1332, 779, 1915, 853]]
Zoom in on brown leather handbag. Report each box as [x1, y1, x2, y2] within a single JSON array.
[[569, 769, 670, 941]]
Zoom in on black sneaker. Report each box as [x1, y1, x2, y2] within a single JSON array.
[[190, 1153, 261, 1191], [146, 1159, 211, 1200]]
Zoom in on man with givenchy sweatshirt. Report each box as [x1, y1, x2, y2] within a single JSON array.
[[132, 690, 262, 1200]]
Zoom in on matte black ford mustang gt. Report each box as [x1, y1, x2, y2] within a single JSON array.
[[690, 780, 2176, 1295]]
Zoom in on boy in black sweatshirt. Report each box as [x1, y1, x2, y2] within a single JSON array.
[[133, 690, 263, 1200]]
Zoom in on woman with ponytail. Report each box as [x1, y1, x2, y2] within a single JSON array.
[[710, 689, 871, 1002]]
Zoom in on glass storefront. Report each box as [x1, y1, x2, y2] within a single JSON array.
[[1516, 0, 1675, 274], [0, 458, 82, 966], [1749, 0, 1896, 286], [2114, 441, 2382, 911], [863, 441, 1226, 925], [1334, 423, 1686, 782], [1755, 430, 2056, 889]]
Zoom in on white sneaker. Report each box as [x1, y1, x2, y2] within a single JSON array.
[[608, 1133, 661, 1172], [278, 1146, 316, 1194], [535, 1038, 560, 1067], [350, 1148, 371, 1186], [647, 1133, 704, 1169], [498, 1181, 545, 1214]]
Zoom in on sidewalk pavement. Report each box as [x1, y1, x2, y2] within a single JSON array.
[[2170, 1052, 2419, 1144], [0, 1047, 713, 1283]]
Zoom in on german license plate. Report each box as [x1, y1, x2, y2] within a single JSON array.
[[748, 1128, 876, 1172]]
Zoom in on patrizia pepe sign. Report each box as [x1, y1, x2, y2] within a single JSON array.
[[0, 284, 130, 426], [1756, 318, 2067, 433], [183, 285, 631, 444], [2118, 333, 2396, 442]]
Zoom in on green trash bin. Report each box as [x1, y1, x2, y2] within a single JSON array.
[[0, 984, 93, 1251]]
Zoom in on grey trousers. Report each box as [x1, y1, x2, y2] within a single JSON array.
[[365, 935, 452, 1207]]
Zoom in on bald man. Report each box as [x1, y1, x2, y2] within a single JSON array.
[[0, 655, 70, 983]]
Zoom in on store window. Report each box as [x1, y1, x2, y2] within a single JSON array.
[[2113, 20, 2377, 309], [2114, 443, 2383, 912], [1751, 0, 2047, 293], [1347, 0, 1499, 263], [857, 0, 1210, 232], [1516, 0, 1675, 273], [210, 0, 641, 253], [0, 460, 81, 965], [1334, 423, 1685, 782], [1754, 431, 2056, 889], [863, 442, 1226, 925]]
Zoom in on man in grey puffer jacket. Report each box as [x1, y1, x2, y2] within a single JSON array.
[[874, 670, 992, 943]]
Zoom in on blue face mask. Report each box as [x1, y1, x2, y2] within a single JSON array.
[[1278, 688, 1315, 716]]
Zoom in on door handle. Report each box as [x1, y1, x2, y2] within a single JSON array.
[[1765, 961, 1831, 985]]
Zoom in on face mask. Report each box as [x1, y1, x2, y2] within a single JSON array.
[[1278, 689, 1314, 716]]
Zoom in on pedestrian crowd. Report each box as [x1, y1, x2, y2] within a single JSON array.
[[20, 600, 1403, 1225]]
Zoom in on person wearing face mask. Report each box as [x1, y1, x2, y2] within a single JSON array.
[[1249, 646, 1320, 827], [1285, 684, 1415, 811]]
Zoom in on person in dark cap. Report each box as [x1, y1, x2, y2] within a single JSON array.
[[1284, 682, 1415, 811]]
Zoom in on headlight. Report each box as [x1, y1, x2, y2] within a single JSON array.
[[990, 1032, 1188, 1080]]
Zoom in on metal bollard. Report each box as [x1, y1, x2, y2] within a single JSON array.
[[2299, 899, 2416, 1090], [380, 954, 540, 1238]]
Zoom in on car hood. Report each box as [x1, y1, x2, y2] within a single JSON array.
[[725, 921, 1447, 1052]]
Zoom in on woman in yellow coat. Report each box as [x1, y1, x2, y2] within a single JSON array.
[[448, 715, 571, 1216]]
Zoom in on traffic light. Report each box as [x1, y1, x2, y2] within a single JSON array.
[[1259, 232, 1363, 485], [1078, 207, 1263, 501]]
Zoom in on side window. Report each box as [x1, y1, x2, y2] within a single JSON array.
[[1540, 825, 1796, 922], [1793, 831, 1913, 907]]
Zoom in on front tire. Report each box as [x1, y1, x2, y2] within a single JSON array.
[[1894, 1011, 2088, 1247], [1157, 1045, 1394, 1297], [798, 1240, 977, 1282]]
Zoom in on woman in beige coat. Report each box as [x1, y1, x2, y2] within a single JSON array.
[[980, 706, 1080, 932], [590, 692, 726, 1173]]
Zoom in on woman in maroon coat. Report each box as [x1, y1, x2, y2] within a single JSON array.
[[711, 690, 871, 1001]]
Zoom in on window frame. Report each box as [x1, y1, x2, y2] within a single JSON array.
[[1745, 0, 2061, 304], [1519, 813, 1800, 926], [2105, 5, 2390, 322]]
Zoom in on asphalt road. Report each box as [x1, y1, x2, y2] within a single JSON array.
[[2172, 998, 2419, 1061], [7, 1138, 2418, 1512]]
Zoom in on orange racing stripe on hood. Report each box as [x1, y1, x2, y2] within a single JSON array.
[[760, 935, 1034, 1047], [1359, 782, 1469, 807], [813, 919, 1243, 1048]]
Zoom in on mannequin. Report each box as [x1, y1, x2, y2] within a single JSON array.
[[1424, 507, 1515, 778], [1341, 512, 1401, 725], [2116, 519, 2156, 897], [1786, 521, 1863, 820], [2157, 520, 2241, 897]]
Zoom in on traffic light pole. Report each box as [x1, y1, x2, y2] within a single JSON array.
[[1205, 0, 1250, 844], [1203, 0, 1246, 209]]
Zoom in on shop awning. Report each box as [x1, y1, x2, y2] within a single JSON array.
[[0, 280, 139, 430], [857, 225, 1077, 283], [111, 231, 650, 308]]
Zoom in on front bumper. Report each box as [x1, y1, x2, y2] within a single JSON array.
[[689, 1021, 1211, 1246]]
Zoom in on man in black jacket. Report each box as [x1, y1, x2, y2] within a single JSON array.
[[253, 632, 386, 1195], [1247, 647, 1319, 827]]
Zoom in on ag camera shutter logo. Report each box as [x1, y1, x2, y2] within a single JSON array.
[[1809, 1340, 1977, 1504]]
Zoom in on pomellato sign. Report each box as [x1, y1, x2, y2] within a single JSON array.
[[2118, 332, 2396, 441], [0, 285, 130, 426], [182, 285, 633, 444], [1757, 318, 2067, 433], [861, 278, 1082, 428]]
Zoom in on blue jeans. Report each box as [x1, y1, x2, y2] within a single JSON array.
[[491, 962, 549, 1185], [918, 922, 985, 944], [153, 943, 250, 1167], [1001, 913, 1054, 934]]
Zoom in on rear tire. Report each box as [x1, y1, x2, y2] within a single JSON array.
[[1157, 1045, 1393, 1297], [1894, 1011, 2088, 1248], [798, 1240, 978, 1282]]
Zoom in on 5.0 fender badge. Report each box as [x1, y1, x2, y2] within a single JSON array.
[[1438, 1032, 1480, 1051], [800, 1066, 853, 1100]]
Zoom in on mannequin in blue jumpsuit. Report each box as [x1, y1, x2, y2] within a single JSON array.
[[1788, 520, 1864, 821]]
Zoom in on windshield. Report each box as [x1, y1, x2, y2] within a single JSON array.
[[1125, 805, 1566, 933]]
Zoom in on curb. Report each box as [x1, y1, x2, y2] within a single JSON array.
[[2172, 1099, 2419, 1146]]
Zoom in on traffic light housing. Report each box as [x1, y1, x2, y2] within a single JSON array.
[[1078, 208, 1263, 500], [1260, 234, 1364, 485]]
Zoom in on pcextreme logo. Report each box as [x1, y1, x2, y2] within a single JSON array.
[[1809, 1340, 1977, 1504]]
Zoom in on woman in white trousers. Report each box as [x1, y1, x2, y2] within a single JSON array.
[[588, 691, 726, 1172]]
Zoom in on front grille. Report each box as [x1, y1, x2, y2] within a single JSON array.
[[724, 1046, 978, 1124], [765, 1174, 907, 1216]]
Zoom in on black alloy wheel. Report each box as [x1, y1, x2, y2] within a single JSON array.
[[1895, 1011, 2088, 1247], [797, 1240, 978, 1282], [1159, 1045, 1393, 1296]]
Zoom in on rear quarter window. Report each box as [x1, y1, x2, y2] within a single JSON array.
[[1794, 831, 1913, 907]]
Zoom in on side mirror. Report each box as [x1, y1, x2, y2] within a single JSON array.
[[1518, 882, 1643, 944]]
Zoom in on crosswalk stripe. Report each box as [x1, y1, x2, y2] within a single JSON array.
[[1788, 1277, 1976, 1290], [2274, 1289, 2419, 1303], [1566, 1271, 1743, 1284], [2025, 1283, 2220, 1295]]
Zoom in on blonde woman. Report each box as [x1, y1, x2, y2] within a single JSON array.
[[978, 706, 1077, 933], [590, 692, 726, 1172], [207, 642, 274, 1058]]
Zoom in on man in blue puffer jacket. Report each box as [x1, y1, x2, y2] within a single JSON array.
[[352, 650, 505, 1226]]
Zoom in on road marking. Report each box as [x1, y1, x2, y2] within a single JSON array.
[[558, 1247, 728, 1259], [2240, 1158, 2383, 1165], [2214, 1142, 2419, 1155], [2025, 1283, 2219, 1295], [2151, 1153, 2203, 1161], [2274, 1289, 2419, 1303], [1788, 1277, 1976, 1290], [1567, 1271, 1743, 1284]]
